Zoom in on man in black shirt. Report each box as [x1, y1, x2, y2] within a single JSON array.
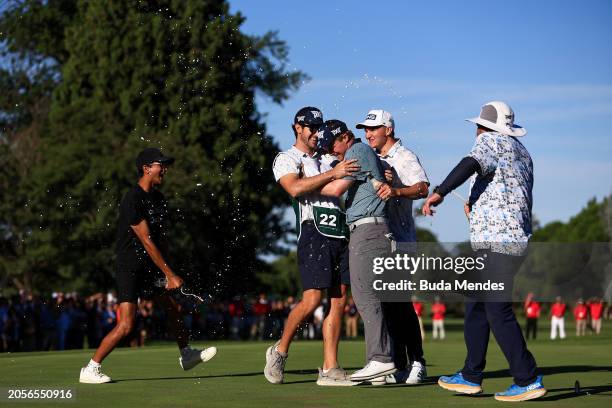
[[79, 148, 216, 384]]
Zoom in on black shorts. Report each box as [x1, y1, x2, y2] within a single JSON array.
[[115, 260, 165, 303], [297, 222, 350, 290]]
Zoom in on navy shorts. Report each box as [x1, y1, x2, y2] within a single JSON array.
[[115, 260, 165, 303], [297, 222, 350, 290]]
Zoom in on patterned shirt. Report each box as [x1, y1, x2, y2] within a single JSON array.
[[467, 132, 533, 255], [379, 140, 429, 243]]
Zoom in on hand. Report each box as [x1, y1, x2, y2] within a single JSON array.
[[376, 183, 393, 201], [384, 169, 394, 183], [332, 159, 360, 179], [422, 193, 444, 216], [464, 202, 471, 219], [165, 274, 184, 290]]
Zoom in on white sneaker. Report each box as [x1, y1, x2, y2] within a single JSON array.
[[406, 361, 427, 384], [370, 370, 408, 385], [264, 340, 288, 384], [179, 346, 217, 370], [369, 376, 387, 386], [350, 361, 396, 381], [316, 367, 357, 386], [79, 365, 111, 384]]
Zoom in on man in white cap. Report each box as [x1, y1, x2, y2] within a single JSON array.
[[422, 101, 546, 402], [359, 109, 429, 385]]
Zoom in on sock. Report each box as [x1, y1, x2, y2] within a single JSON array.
[[88, 359, 101, 368], [323, 368, 331, 374], [274, 345, 287, 357], [180, 346, 192, 356]]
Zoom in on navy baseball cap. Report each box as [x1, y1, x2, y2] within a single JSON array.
[[294, 106, 324, 127], [136, 148, 175, 168], [316, 119, 349, 152]]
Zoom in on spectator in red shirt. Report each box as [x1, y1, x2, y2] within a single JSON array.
[[431, 296, 446, 340], [549, 296, 566, 340], [344, 297, 359, 339], [411, 296, 425, 341], [574, 299, 588, 336], [588, 297, 604, 335], [523, 293, 541, 341], [251, 293, 271, 340]]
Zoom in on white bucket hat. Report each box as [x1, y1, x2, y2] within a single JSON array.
[[466, 101, 526, 137], [356, 109, 394, 129]]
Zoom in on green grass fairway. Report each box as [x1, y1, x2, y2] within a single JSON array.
[[1, 321, 611, 407]]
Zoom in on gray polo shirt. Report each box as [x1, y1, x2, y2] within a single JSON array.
[[342, 139, 387, 224]]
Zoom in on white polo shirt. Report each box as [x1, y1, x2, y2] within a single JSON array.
[[379, 140, 429, 243], [272, 146, 341, 223]]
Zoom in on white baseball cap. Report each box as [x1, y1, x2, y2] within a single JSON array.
[[466, 101, 527, 137], [356, 109, 394, 129]]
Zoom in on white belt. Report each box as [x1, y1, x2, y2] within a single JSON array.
[[348, 216, 387, 232]]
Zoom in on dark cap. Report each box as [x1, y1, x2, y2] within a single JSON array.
[[294, 106, 324, 126], [135, 148, 175, 169], [316, 119, 349, 152]]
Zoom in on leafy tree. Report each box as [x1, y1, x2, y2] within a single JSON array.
[[257, 251, 301, 296], [532, 197, 609, 242], [0, 0, 305, 295], [517, 196, 611, 300]]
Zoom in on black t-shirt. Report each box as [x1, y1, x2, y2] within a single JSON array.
[[115, 185, 169, 265]]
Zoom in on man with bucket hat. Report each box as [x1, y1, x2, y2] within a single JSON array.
[[422, 101, 546, 401], [266, 107, 359, 386]]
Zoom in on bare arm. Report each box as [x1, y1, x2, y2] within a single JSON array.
[[278, 159, 359, 198], [131, 220, 183, 289], [390, 181, 429, 199], [320, 179, 353, 197], [382, 170, 429, 199]]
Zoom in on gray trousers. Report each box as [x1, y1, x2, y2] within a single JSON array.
[[349, 222, 393, 364]]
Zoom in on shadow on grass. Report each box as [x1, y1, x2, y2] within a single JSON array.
[[426, 367, 612, 402], [478, 365, 612, 379], [364, 379, 438, 389], [445, 385, 612, 401], [539, 385, 612, 401], [115, 365, 612, 394], [114, 367, 362, 382]]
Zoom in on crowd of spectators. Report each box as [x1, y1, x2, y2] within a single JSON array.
[[0, 291, 364, 353], [1, 291, 608, 353]]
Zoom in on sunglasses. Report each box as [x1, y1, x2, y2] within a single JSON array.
[[302, 124, 321, 131]]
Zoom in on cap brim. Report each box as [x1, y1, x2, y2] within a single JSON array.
[[356, 120, 382, 129], [466, 117, 527, 137], [159, 156, 175, 165]]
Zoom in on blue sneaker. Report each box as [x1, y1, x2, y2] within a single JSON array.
[[494, 376, 547, 402], [438, 372, 482, 394]]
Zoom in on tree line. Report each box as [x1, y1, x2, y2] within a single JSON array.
[[0, 0, 304, 295]]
